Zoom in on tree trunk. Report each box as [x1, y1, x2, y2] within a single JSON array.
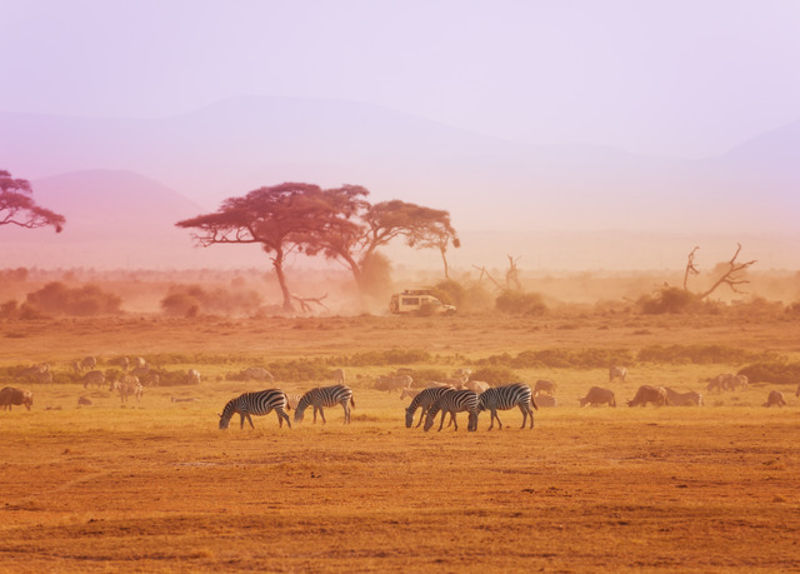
[[440, 246, 450, 279], [272, 248, 295, 312]]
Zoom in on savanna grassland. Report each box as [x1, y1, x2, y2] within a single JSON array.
[[1, 310, 799, 573]]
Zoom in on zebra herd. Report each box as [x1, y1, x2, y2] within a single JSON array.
[[218, 384, 354, 430], [219, 382, 538, 432]]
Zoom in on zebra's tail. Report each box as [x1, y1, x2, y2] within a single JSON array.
[[350, 395, 355, 408]]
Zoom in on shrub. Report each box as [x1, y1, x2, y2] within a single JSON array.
[[495, 290, 546, 315], [470, 366, 520, 386], [25, 282, 122, 316], [738, 362, 800, 385], [160, 284, 262, 316], [637, 344, 763, 365]]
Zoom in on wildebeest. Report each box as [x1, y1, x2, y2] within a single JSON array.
[[0, 387, 33, 410], [578, 386, 616, 407], [609, 365, 627, 382], [533, 379, 557, 396], [628, 385, 669, 407], [82, 370, 105, 389], [762, 390, 787, 408], [79, 356, 97, 372], [77, 396, 93, 406], [664, 387, 703, 406]]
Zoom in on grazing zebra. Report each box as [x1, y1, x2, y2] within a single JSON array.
[[405, 386, 455, 428], [478, 383, 537, 430], [112, 375, 143, 404], [218, 389, 291, 429], [294, 384, 354, 424], [423, 389, 479, 432]]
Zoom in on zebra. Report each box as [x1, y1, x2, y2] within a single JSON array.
[[477, 383, 537, 430], [405, 386, 455, 428], [294, 384, 354, 424], [219, 389, 291, 429], [112, 375, 143, 404], [423, 389, 479, 432]]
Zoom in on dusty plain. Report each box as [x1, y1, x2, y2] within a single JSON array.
[[1, 311, 799, 573]]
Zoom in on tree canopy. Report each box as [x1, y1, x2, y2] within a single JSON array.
[[0, 170, 65, 233], [176, 182, 459, 312]]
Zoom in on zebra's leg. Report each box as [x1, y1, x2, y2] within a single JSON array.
[[518, 404, 528, 429], [319, 407, 327, 424], [312, 406, 318, 423], [415, 407, 426, 428], [437, 410, 447, 431], [239, 413, 246, 429], [246, 413, 255, 429], [451, 411, 459, 432], [342, 402, 350, 424]]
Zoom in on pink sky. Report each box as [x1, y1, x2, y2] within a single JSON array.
[[3, 1, 799, 158]]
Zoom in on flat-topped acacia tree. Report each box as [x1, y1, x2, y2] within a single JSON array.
[[177, 182, 460, 311], [0, 170, 65, 233], [176, 182, 359, 312]]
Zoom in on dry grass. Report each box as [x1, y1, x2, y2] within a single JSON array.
[[0, 312, 799, 572]]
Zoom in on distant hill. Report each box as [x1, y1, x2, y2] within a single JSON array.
[[1, 97, 798, 269], [1, 170, 268, 268]]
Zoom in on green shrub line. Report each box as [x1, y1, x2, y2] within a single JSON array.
[[2, 346, 793, 384]]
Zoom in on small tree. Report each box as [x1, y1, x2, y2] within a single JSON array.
[[0, 170, 65, 232]]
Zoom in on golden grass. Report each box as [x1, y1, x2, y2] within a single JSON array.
[[0, 312, 799, 572]]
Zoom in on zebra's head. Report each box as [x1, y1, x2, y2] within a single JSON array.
[[404, 407, 415, 428], [218, 400, 235, 430]]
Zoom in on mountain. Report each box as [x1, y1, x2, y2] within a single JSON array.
[[1, 97, 798, 269], [1, 170, 267, 269]]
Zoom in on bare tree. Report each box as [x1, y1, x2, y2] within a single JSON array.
[[696, 243, 757, 299], [505, 255, 522, 290], [1, 170, 65, 233], [683, 246, 700, 290]]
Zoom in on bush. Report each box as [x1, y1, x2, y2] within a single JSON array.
[[637, 344, 764, 365], [738, 362, 800, 385], [160, 284, 262, 316], [495, 290, 546, 315], [470, 366, 520, 386], [25, 282, 122, 316]]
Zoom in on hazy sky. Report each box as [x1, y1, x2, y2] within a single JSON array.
[[3, 0, 799, 158]]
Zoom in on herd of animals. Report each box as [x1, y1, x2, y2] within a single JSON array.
[[1, 359, 796, 430]]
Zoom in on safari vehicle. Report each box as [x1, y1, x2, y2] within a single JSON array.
[[389, 289, 456, 315]]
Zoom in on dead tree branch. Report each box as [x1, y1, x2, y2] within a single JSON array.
[[505, 255, 522, 291], [697, 243, 757, 299], [291, 293, 329, 314], [472, 265, 502, 290], [683, 246, 700, 290]]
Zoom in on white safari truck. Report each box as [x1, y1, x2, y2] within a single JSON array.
[[389, 289, 456, 315]]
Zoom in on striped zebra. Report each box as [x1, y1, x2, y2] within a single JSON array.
[[218, 389, 291, 429], [477, 383, 537, 430], [405, 386, 455, 428], [294, 384, 354, 424], [423, 389, 479, 432]]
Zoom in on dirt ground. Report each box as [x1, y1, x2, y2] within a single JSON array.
[[1, 312, 799, 572]]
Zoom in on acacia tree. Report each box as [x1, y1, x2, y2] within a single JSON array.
[[305, 196, 460, 292], [176, 182, 353, 312], [1, 170, 65, 232]]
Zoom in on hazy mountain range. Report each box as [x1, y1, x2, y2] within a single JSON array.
[[1, 96, 798, 270]]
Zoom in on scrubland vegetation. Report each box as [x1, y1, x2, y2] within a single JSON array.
[[1, 277, 799, 571]]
